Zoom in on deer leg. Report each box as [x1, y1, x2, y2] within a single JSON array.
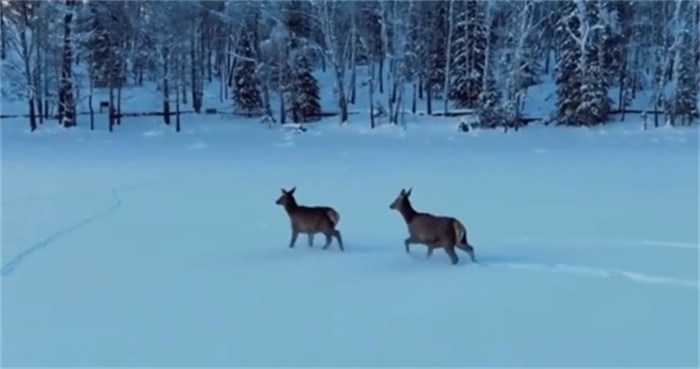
[[455, 243, 476, 262], [321, 232, 333, 250], [444, 246, 459, 265], [426, 246, 434, 258], [404, 236, 419, 253], [308, 234, 314, 247], [332, 230, 344, 252], [288, 231, 299, 248]]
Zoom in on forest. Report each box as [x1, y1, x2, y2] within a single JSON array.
[[1, 0, 698, 132]]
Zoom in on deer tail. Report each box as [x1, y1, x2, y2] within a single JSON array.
[[452, 219, 468, 246], [453, 219, 476, 262], [327, 209, 340, 227]]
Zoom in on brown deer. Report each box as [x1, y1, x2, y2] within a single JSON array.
[[275, 187, 344, 251], [389, 188, 476, 265]]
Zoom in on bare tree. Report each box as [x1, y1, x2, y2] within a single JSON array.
[[58, 0, 77, 127], [3, 0, 39, 131], [505, 0, 543, 126], [442, 0, 455, 115], [0, 0, 6, 60], [310, 0, 350, 124]]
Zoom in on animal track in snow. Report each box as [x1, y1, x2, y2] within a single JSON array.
[[508, 235, 699, 250], [482, 236, 700, 290], [480, 261, 698, 289]]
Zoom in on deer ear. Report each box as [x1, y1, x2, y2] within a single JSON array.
[[289, 186, 296, 194], [406, 188, 412, 197], [281, 188, 287, 194]]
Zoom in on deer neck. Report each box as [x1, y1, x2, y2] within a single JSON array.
[[283, 198, 300, 215], [398, 201, 419, 224]]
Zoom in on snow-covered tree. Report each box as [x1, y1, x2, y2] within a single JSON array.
[[502, 0, 542, 122], [578, 0, 612, 125], [555, 1, 583, 126], [232, 29, 262, 115], [1, 0, 696, 133], [667, 6, 699, 125], [555, 1, 611, 126], [290, 54, 321, 122], [57, 0, 77, 127], [477, 67, 503, 128], [418, 1, 448, 115], [310, 0, 351, 124], [2, 0, 45, 131], [451, 0, 487, 109], [84, 2, 124, 89]]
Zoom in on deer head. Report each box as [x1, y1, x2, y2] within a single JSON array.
[[275, 187, 297, 206], [389, 187, 412, 210]]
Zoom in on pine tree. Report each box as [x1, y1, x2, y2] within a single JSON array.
[[58, 0, 77, 127], [669, 29, 699, 124], [601, 0, 630, 87], [476, 68, 503, 129], [554, 1, 611, 126], [285, 0, 312, 49], [232, 31, 262, 115], [290, 55, 321, 123], [84, 3, 122, 88], [579, 61, 612, 125], [578, 1, 612, 125], [555, 2, 583, 126], [422, 1, 447, 99], [451, 0, 487, 109]]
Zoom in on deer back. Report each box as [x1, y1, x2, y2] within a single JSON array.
[[289, 206, 339, 233], [408, 214, 458, 245]]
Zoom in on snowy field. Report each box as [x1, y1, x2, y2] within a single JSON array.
[[1, 114, 699, 367]]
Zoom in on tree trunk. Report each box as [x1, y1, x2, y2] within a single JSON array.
[[427, 86, 432, 115], [349, 35, 357, 105], [330, 61, 349, 124], [20, 2, 36, 131], [442, 0, 454, 115], [412, 83, 417, 114], [108, 84, 115, 132], [197, 17, 205, 112], [378, 57, 384, 94], [0, 0, 5, 60], [59, 0, 76, 127], [279, 91, 286, 125], [191, 21, 202, 113], [163, 48, 171, 125], [176, 75, 181, 132], [36, 45, 43, 125], [369, 65, 375, 129], [28, 98, 37, 132], [618, 56, 627, 121], [89, 78, 95, 130], [182, 58, 188, 104], [116, 79, 122, 125]]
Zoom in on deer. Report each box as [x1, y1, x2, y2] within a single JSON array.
[[275, 187, 344, 251], [389, 188, 476, 265]]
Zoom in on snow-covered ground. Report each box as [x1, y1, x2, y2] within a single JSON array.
[[1, 113, 698, 366]]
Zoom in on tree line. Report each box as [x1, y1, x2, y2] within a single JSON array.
[[1, 0, 698, 132]]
